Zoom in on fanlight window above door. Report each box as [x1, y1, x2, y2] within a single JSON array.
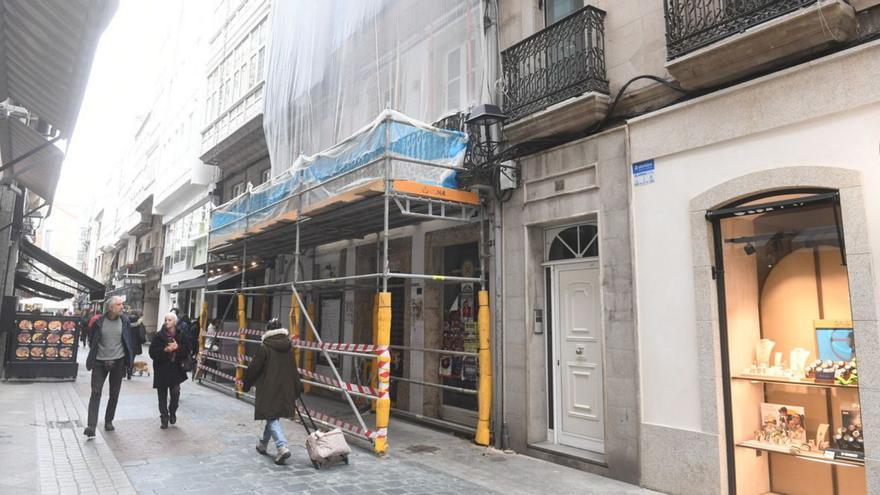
[[546, 224, 599, 261]]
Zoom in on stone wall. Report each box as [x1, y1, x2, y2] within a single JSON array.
[[501, 128, 639, 483]]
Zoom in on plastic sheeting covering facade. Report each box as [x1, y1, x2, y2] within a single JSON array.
[[263, 0, 487, 176], [209, 111, 468, 248]]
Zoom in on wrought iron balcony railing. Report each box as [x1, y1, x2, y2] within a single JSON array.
[[501, 6, 609, 121], [132, 251, 155, 274], [664, 0, 817, 59]]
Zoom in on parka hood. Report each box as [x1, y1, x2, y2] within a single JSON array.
[[262, 328, 291, 352]]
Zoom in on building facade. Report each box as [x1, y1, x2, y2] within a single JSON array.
[[201, 0, 272, 207], [495, 0, 880, 493]]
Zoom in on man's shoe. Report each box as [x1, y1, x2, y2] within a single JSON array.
[[274, 446, 291, 465], [83, 427, 96, 438], [169, 412, 177, 425], [255, 442, 268, 455], [104, 422, 115, 432], [160, 417, 169, 429]]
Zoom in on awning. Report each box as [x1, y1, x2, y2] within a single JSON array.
[[170, 270, 247, 293], [14, 273, 74, 301], [19, 239, 105, 300], [0, 0, 118, 136], [0, 119, 65, 202]]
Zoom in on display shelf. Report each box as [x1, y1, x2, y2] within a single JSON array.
[[737, 440, 864, 468], [732, 374, 859, 389]]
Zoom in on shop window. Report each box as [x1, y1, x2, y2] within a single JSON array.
[[317, 292, 343, 368], [709, 190, 866, 495], [440, 242, 483, 412], [546, 223, 598, 261], [389, 283, 406, 404]]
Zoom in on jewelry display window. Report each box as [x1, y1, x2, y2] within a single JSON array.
[[710, 191, 866, 495]]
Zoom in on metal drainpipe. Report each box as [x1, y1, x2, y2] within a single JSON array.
[[482, 0, 507, 451]]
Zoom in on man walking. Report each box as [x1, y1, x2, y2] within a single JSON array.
[[84, 296, 135, 438]]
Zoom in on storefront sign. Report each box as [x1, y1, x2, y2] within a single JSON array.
[[632, 159, 655, 186], [6, 314, 81, 379]]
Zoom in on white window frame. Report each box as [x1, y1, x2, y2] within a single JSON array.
[[445, 46, 465, 113], [231, 181, 245, 199]]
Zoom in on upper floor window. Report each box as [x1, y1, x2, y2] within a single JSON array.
[[231, 181, 245, 199], [446, 47, 463, 112], [205, 16, 269, 125], [546, 0, 584, 26]]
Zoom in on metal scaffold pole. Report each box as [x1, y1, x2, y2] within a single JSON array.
[[290, 285, 372, 435]]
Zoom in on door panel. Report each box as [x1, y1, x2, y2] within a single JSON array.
[[556, 264, 604, 452]]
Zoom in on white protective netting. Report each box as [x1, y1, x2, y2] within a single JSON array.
[[263, 0, 488, 176]]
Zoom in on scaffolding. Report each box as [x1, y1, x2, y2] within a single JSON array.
[[197, 111, 492, 454]]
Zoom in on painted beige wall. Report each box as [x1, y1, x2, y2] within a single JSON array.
[[630, 40, 880, 495]]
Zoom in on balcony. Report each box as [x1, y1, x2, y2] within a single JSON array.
[[132, 250, 157, 275], [200, 81, 266, 173], [664, 0, 856, 89], [501, 6, 610, 144]]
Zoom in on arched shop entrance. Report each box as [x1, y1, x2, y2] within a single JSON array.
[[708, 190, 865, 494]]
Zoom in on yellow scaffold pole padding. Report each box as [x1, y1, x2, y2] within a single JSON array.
[[371, 292, 379, 411], [374, 291, 392, 454], [236, 292, 247, 397], [290, 295, 301, 366], [199, 301, 208, 353], [475, 290, 492, 446], [198, 301, 208, 363], [303, 301, 316, 393]]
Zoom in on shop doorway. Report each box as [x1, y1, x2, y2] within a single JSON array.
[[544, 223, 605, 454], [439, 242, 482, 426]]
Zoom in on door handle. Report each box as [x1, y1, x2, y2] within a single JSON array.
[[575, 346, 584, 355]]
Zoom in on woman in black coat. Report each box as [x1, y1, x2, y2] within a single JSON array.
[[242, 318, 302, 465], [149, 312, 190, 429]]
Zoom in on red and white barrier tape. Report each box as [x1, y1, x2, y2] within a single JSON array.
[[202, 350, 251, 364], [377, 347, 391, 399], [197, 364, 242, 385], [298, 368, 378, 398], [296, 405, 384, 440], [290, 338, 387, 354], [206, 329, 263, 339]]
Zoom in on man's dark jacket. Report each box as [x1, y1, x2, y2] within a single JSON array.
[[85, 314, 135, 371]]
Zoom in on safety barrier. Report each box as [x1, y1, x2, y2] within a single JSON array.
[[198, 288, 493, 450], [198, 288, 390, 453]]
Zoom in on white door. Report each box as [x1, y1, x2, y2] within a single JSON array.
[[554, 262, 604, 453]]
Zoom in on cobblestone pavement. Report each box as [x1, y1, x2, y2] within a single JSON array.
[[0, 345, 660, 494]]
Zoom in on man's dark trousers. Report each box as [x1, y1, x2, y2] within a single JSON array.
[[87, 357, 125, 428]]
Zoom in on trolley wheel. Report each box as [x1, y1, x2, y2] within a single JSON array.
[[312, 460, 320, 470]]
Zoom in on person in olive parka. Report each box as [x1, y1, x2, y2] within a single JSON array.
[[243, 318, 303, 465], [149, 312, 190, 429]]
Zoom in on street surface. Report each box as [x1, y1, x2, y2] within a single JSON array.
[[0, 346, 658, 494]]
